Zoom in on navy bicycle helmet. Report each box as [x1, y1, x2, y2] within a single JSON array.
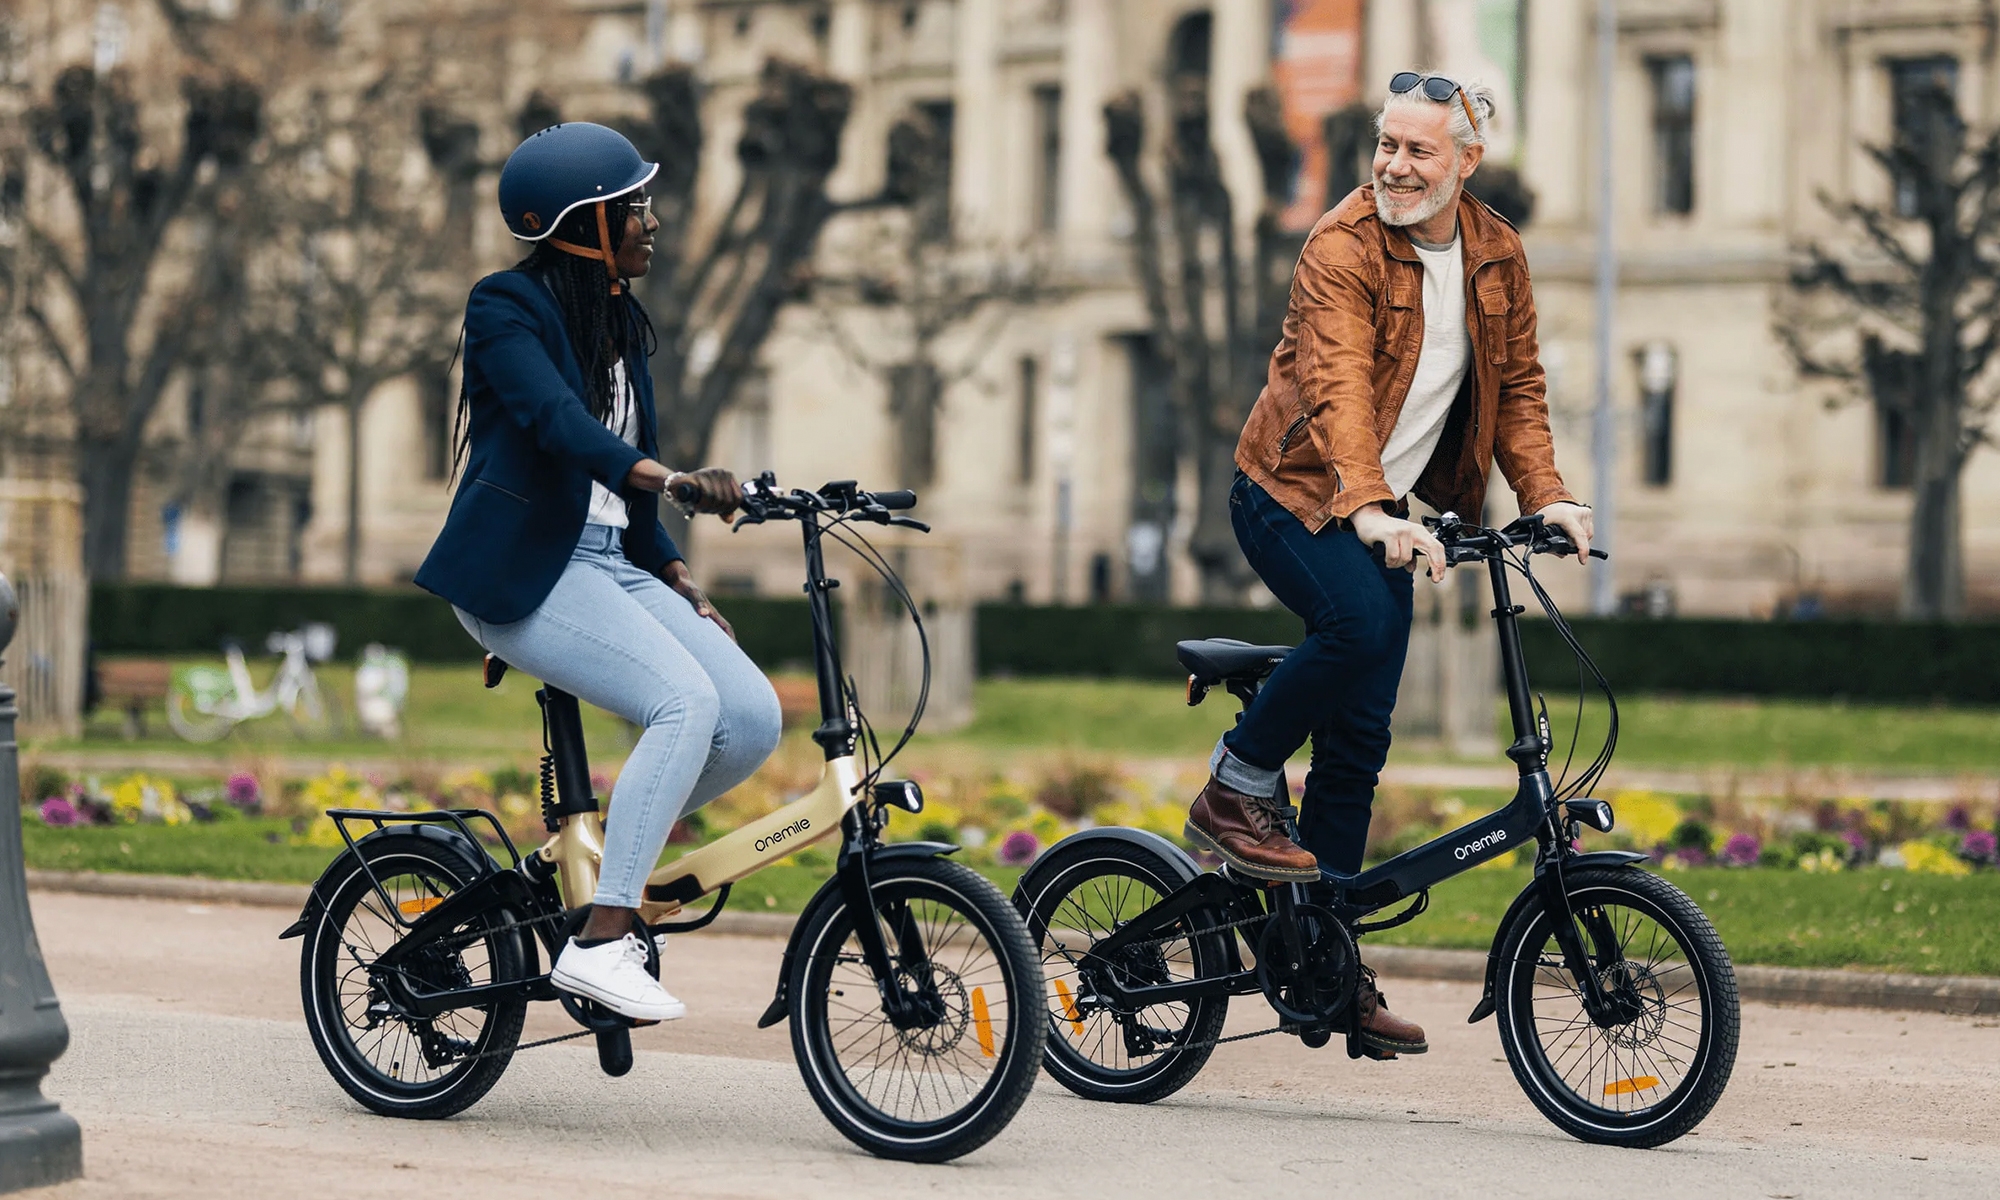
[[498, 122, 658, 290]]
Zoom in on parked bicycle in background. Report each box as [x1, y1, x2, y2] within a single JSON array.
[[168, 623, 343, 742]]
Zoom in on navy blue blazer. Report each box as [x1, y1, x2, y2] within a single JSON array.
[[414, 269, 683, 625]]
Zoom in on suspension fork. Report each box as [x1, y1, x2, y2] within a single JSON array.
[[835, 806, 919, 1025], [1533, 842, 1623, 1025]]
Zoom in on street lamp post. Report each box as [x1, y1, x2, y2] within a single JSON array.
[[1589, 0, 1619, 616], [0, 573, 82, 1192]]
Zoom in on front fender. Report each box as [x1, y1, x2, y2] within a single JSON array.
[[277, 822, 491, 939], [1467, 850, 1650, 1023], [753, 840, 960, 1029]]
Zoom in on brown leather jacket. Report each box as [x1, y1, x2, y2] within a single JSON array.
[[1235, 186, 1574, 532]]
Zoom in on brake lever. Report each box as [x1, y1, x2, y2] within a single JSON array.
[[730, 512, 765, 532], [888, 516, 931, 532]]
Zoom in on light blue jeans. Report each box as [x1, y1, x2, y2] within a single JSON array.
[[453, 524, 784, 908]]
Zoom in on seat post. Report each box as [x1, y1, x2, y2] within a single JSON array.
[[537, 687, 599, 819]]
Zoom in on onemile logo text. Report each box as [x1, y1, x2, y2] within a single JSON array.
[[756, 817, 812, 853], [1454, 828, 1508, 860]]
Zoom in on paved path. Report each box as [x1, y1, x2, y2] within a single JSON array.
[[19, 891, 2000, 1199]]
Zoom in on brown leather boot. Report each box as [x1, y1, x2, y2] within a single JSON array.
[[1347, 965, 1428, 1057], [1184, 776, 1319, 882]]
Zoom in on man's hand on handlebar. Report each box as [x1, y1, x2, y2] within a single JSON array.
[[1536, 501, 1594, 564], [1351, 504, 1447, 583]]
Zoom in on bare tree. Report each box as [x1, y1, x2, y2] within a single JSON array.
[[1105, 80, 1299, 603], [1780, 78, 2000, 619], [808, 105, 1053, 489], [589, 60, 852, 546], [24, 63, 262, 579]]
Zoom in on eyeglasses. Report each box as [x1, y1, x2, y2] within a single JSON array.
[[622, 193, 653, 223], [1389, 71, 1481, 135]]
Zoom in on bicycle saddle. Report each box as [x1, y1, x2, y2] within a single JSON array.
[[1176, 638, 1293, 684], [482, 654, 511, 688]]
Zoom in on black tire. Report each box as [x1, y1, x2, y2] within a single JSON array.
[[1493, 866, 1739, 1148], [299, 832, 528, 1119], [1015, 836, 1230, 1104], [789, 857, 1045, 1162]]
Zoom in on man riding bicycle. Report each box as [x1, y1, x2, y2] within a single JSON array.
[[1182, 73, 1595, 1058]]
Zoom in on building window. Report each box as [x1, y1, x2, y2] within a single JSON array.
[[1636, 342, 1676, 487], [1889, 55, 1958, 218], [1032, 84, 1062, 233], [1648, 55, 1695, 215], [1878, 401, 1917, 488], [1016, 356, 1039, 483]]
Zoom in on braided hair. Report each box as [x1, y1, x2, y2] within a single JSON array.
[[449, 192, 657, 474]]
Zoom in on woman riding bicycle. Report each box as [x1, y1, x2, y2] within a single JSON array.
[[414, 122, 782, 1024]]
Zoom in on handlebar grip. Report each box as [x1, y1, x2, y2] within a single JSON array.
[[669, 480, 700, 504], [871, 490, 918, 511], [1589, 547, 1609, 561], [1367, 540, 1428, 568]]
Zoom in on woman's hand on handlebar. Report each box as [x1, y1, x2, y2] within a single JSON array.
[[1536, 501, 1595, 563], [660, 559, 735, 641], [666, 466, 742, 516], [1351, 504, 1447, 583]]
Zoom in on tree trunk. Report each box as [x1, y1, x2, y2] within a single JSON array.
[[79, 439, 141, 581]]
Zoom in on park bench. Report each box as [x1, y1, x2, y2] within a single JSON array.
[[95, 659, 172, 739]]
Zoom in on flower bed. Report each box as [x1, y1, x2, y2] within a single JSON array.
[[19, 752, 2000, 880]]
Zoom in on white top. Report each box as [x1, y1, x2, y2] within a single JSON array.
[[1378, 234, 1470, 501], [584, 359, 639, 529]]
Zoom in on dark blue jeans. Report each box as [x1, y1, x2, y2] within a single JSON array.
[[1216, 474, 1413, 874]]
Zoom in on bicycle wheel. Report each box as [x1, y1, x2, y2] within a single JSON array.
[[1015, 836, 1230, 1104], [789, 857, 1045, 1162], [299, 831, 528, 1119], [1493, 866, 1739, 1148], [166, 688, 236, 743], [286, 677, 344, 740]]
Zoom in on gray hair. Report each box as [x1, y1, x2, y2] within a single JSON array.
[[1375, 77, 1497, 153]]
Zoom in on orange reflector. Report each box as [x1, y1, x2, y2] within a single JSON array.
[[1603, 1076, 1662, 1097], [1053, 977, 1086, 1037], [970, 987, 996, 1058], [398, 896, 444, 916]]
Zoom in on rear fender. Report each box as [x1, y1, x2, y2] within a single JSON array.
[[277, 822, 494, 940], [755, 841, 960, 1028], [1011, 826, 1203, 914], [1467, 850, 1650, 1023]]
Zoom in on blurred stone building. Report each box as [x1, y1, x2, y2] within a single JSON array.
[[12, 0, 2000, 619]]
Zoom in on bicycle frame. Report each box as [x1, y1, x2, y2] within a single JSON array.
[[1076, 542, 1636, 1025]]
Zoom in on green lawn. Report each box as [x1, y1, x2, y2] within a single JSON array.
[[48, 662, 2000, 774], [22, 813, 1998, 976]]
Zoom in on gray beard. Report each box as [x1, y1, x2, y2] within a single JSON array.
[[1373, 173, 1460, 229]]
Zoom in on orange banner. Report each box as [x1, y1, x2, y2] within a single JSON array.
[[1271, 0, 1364, 230]]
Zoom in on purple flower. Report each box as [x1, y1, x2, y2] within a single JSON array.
[[1945, 805, 1973, 832], [997, 830, 1042, 867], [225, 772, 262, 811], [38, 796, 80, 827], [1841, 830, 1870, 859], [1718, 833, 1761, 868], [1960, 829, 1999, 866]]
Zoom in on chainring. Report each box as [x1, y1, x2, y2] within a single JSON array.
[[1254, 903, 1358, 1027]]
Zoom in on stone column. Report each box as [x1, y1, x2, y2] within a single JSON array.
[[1209, 0, 1271, 239], [824, 0, 876, 200], [1365, 0, 1421, 86], [951, 0, 1001, 237], [1057, 0, 1117, 250], [0, 574, 83, 1192]]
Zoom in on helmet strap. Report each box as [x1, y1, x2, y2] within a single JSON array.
[[547, 201, 624, 296]]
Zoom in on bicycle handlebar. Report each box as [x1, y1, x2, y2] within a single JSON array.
[[1364, 512, 1609, 570], [728, 473, 931, 533]]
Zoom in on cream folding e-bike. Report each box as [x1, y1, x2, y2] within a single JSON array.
[[283, 475, 1045, 1162]]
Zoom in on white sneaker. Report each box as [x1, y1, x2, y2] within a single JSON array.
[[550, 934, 688, 1022]]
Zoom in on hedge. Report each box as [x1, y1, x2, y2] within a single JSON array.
[[86, 584, 2000, 704], [88, 583, 818, 671]]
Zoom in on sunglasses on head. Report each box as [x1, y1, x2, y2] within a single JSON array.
[[1389, 71, 1481, 134]]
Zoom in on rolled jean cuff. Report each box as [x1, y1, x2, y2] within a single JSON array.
[[1212, 738, 1281, 797]]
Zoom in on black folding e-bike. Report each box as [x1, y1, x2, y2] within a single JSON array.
[[1014, 512, 1739, 1148], [283, 475, 1045, 1162]]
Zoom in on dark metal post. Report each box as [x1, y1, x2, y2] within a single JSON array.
[[0, 573, 83, 1191]]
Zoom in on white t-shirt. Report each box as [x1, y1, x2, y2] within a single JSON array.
[[585, 359, 639, 529], [1378, 234, 1469, 500]]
